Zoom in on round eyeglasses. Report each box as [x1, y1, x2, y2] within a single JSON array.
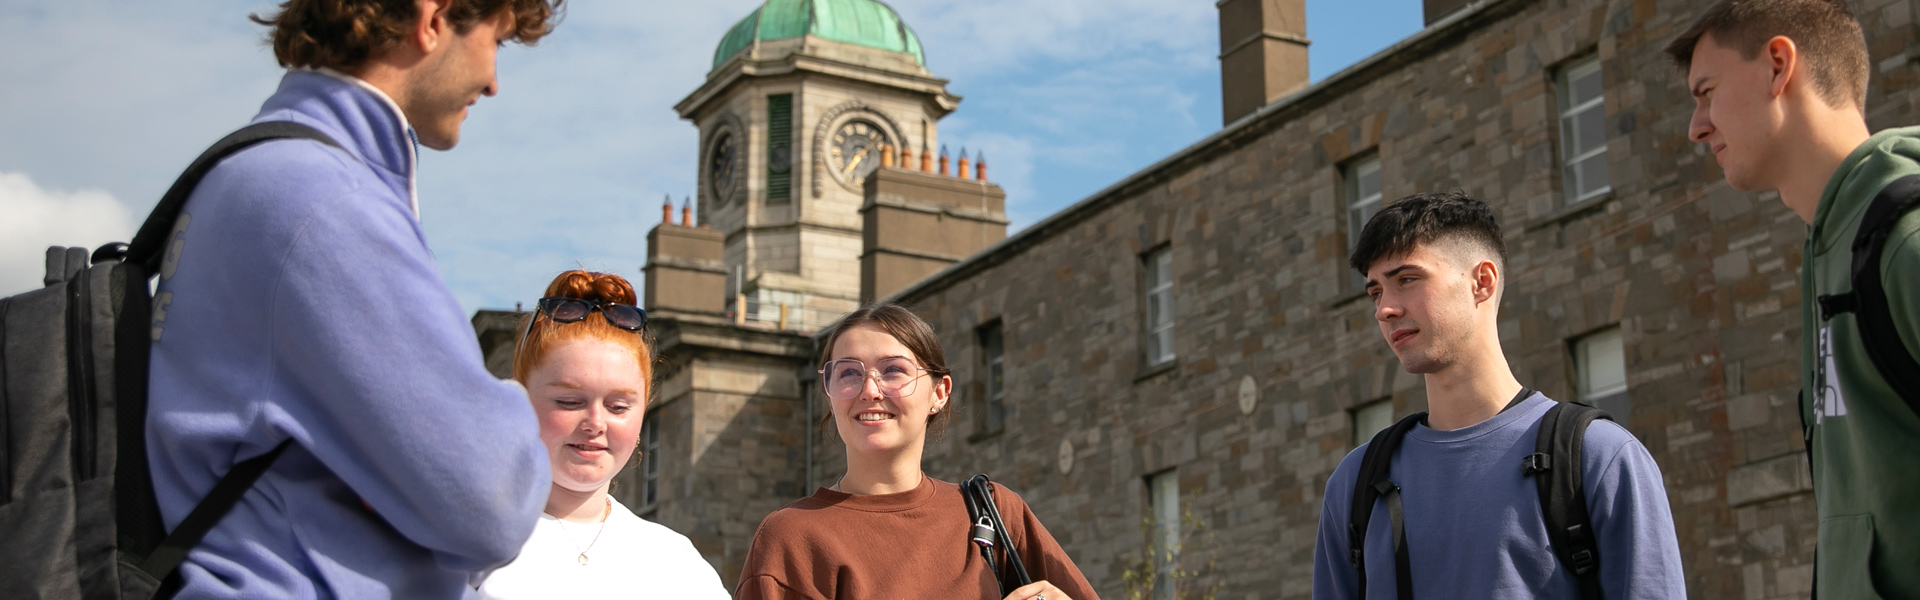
[[819, 357, 927, 400]]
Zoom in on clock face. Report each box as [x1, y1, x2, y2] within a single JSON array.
[[708, 132, 738, 200], [827, 120, 891, 183]]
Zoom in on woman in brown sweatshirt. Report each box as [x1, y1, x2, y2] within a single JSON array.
[[735, 303, 1098, 600]]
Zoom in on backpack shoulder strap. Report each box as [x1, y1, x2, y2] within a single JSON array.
[[139, 440, 291, 587], [124, 121, 343, 271], [1819, 174, 1920, 407], [114, 122, 336, 589], [1526, 402, 1613, 600], [1349, 411, 1426, 600]]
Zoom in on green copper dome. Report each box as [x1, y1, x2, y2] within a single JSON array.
[[712, 0, 926, 69]]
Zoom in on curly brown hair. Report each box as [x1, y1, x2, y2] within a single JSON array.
[[251, 0, 565, 71]]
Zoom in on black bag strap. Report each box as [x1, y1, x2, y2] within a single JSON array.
[[113, 121, 337, 587], [1814, 174, 1920, 409], [125, 121, 344, 271], [962, 474, 1032, 596], [140, 441, 293, 579], [1523, 402, 1612, 600], [1348, 411, 1426, 600]]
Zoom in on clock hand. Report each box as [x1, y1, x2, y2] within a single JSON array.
[[841, 145, 872, 175]]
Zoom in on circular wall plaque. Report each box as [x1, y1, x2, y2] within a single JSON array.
[[1238, 375, 1259, 415]]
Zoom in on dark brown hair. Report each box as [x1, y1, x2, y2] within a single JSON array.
[[816, 302, 955, 437], [1349, 190, 1507, 280], [251, 0, 565, 71], [1663, 0, 1868, 111], [511, 270, 652, 387]]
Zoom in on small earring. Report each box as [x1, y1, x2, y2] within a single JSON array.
[[930, 408, 939, 414]]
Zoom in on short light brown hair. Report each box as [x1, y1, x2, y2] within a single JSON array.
[[251, 0, 565, 71], [1663, 0, 1868, 111]]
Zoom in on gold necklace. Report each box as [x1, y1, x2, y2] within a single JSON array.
[[549, 497, 611, 566]]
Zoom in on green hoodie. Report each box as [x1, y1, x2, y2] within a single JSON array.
[[1800, 125, 1920, 599]]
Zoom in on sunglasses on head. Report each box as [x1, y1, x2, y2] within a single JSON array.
[[521, 297, 648, 345]]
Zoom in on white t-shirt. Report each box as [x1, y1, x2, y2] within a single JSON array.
[[477, 498, 731, 599]]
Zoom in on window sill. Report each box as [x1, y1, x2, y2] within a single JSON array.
[[1525, 193, 1612, 231], [1134, 360, 1178, 383], [967, 428, 1006, 444]]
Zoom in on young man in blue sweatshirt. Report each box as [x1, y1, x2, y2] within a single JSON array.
[[146, 1, 563, 597], [1311, 192, 1686, 599]]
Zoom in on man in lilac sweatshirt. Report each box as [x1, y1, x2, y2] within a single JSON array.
[[1312, 192, 1686, 599], [146, 1, 563, 597]]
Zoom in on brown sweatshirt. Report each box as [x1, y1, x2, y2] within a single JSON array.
[[734, 475, 1098, 600]]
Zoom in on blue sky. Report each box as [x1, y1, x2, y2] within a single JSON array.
[[0, 0, 1423, 312]]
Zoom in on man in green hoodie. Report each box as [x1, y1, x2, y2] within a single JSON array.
[[1666, 1, 1920, 597]]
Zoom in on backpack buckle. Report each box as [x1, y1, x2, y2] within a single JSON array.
[[1568, 549, 1597, 574], [1818, 293, 1859, 321], [1521, 453, 1550, 477]]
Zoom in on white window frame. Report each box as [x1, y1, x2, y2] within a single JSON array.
[[1351, 398, 1395, 448], [1148, 469, 1180, 600], [1575, 327, 1629, 418], [1557, 57, 1611, 205], [1145, 248, 1176, 366], [1346, 156, 1384, 290], [979, 322, 1007, 435], [639, 415, 661, 513]]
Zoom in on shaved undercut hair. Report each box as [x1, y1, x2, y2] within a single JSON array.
[[1349, 190, 1508, 284]]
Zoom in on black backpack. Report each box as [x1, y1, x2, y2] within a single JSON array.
[[0, 122, 336, 599], [1347, 400, 1612, 600], [1813, 173, 1920, 406]]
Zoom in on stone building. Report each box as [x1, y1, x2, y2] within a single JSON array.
[[475, 0, 1920, 597]]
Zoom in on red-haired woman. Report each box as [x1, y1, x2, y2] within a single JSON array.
[[476, 271, 728, 599], [735, 303, 1098, 600]]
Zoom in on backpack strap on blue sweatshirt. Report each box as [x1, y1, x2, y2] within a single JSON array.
[[1525, 402, 1612, 600], [112, 122, 341, 597], [1349, 411, 1426, 599]]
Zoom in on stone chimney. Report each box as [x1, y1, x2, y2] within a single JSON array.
[[643, 209, 727, 316], [1217, 0, 1310, 125], [1422, 0, 1471, 25], [859, 167, 1008, 303]]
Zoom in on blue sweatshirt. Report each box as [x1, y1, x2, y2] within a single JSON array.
[[146, 70, 549, 599], [1312, 393, 1686, 600]]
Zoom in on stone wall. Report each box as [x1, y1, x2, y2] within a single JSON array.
[[798, 0, 1920, 598]]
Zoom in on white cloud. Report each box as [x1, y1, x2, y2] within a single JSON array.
[[0, 172, 135, 297]]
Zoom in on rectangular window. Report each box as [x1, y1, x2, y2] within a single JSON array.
[[1351, 398, 1394, 448], [1346, 156, 1384, 289], [639, 415, 661, 512], [1148, 469, 1180, 600], [1575, 327, 1629, 420], [978, 322, 1007, 435], [1144, 248, 1175, 366], [766, 94, 793, 201], [1557, 57, 1610, 204]]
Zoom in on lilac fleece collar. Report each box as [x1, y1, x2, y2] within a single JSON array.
[[251, 69, 420, 219]]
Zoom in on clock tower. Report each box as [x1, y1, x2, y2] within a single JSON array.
[[675, 0, 961, 330]]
